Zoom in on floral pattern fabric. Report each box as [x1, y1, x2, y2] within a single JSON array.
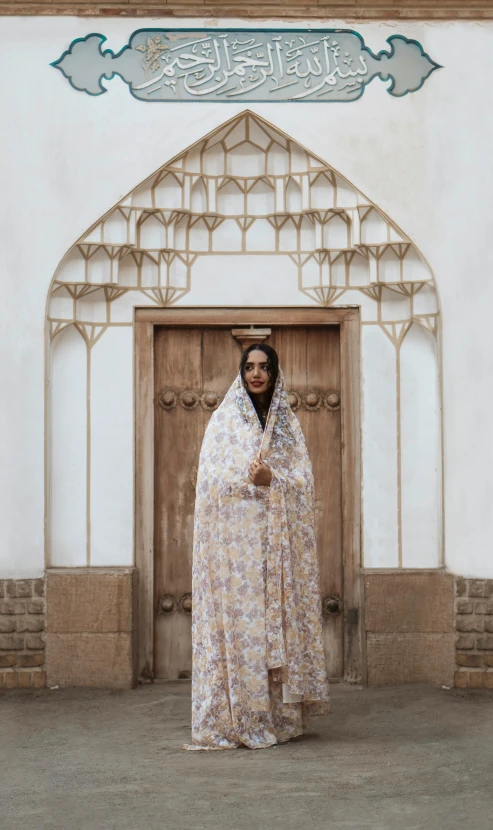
[[184, 370, 329, 750]]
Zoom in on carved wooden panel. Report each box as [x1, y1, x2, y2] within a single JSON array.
[[153, 324, 343, 680], [156, 386, 340, 413]]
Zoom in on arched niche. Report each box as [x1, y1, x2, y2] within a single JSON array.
[[46, 111, 441, 571]]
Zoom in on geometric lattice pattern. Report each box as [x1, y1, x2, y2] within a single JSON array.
[[48, 111, 439, 348]]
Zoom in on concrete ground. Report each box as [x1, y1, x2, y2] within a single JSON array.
[[2, 682, 493, 830]]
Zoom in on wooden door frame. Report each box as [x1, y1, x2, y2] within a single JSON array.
[[134, 307, 364, 684]]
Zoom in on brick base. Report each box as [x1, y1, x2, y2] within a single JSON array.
[[3, 569, 492, 690], [0, 579, 46, 689], [0, 4, 492, 18], [455, 577, 493, 689]]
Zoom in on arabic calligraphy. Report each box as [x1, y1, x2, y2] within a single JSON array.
[[52, 29, 440, 103]]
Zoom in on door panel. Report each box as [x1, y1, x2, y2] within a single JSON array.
[[269, 326, 343, 678], [153, 327, 201, 679], [154, 325, 343, 680]]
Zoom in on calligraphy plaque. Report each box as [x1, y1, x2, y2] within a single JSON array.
[[52, 29, 439, 103]]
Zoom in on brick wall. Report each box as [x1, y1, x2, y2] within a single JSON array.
[[455, 577, 493, 689], [0, 2, 491, 17], [0, 579, 46, 689]]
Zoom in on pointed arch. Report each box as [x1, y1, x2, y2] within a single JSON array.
[[46, 111, 442, 570]]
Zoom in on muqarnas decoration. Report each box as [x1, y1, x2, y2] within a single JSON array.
[[52, 29, 440, 103]]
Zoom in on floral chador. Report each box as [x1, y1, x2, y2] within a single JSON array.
[[184, 369, 329, 750]]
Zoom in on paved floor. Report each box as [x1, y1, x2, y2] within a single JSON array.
[[2, 682, 493, 830]]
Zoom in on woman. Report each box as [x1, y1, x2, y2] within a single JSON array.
[[184, 344, 329, 750]]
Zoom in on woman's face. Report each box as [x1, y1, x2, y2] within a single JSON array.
[[243, 350, 271, 398]]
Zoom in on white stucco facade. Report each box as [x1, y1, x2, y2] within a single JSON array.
[[0, 17, 491, 579]]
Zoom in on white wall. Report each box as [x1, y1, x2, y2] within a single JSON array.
[[47, 111, 440, 571], [0, 17, 491, 577]]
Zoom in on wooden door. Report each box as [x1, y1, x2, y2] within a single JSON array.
[[153, 325, 343, 680]]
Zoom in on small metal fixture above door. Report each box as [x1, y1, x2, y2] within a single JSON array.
[[232, 328, 271, 351]]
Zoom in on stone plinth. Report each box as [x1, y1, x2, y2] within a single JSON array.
[[46, 568, 138, 689], [364, 571, 455, 686]]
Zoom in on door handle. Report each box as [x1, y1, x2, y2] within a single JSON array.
[[322, 596, 343, 617]]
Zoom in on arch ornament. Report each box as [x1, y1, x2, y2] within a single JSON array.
[[47, 112, 441, 571]]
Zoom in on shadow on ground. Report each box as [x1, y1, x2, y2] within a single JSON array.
[[2, 682, 493, 830]]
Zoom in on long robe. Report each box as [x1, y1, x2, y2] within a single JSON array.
[[184, 369, 329, 750]]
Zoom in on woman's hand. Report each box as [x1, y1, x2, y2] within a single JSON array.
[[248, 458, 272, 487]]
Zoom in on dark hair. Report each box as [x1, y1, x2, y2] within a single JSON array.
[[239, 343, 279, 390]]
